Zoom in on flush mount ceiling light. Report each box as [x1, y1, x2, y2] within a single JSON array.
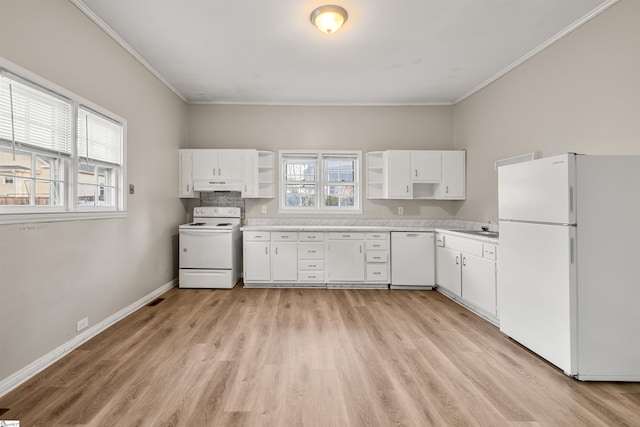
[[310, 5, 348, 34]]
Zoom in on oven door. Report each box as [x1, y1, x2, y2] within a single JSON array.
[[179, 229, 232, 269]]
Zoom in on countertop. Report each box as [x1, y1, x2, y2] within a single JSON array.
[[240, 219, 499, 242]]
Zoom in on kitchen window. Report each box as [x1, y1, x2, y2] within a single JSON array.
[[0, 60, 126, 224], [280, 150, 361, 213]]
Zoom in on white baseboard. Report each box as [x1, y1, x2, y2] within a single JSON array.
[[0, 279, 177, 398]]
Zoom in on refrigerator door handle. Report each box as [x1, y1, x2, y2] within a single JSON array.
[[570, 237, 575, 264], [569, 186, 574, 214]]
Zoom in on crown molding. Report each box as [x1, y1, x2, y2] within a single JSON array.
[[454, 0, 621, 104], [70, 0, 188, 103]]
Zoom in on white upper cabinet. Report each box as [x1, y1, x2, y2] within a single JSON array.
[[179, 149, 198, 199], [192, 149, 243, 182], [436, 151, 466, 200], [386, 151, 412, 198], [411, 151, 442, 182], [368, 150, 465, 200], [180, 149, 274, 199]]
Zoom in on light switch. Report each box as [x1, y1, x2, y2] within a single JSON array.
[[129, 184, 135, 194]]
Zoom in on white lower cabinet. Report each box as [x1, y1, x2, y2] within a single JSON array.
[[271, 233, 298, 282], [461, 254, 496, 316], [243, 232, 271, 282], [326, 233, 365, 283], [243, 231, 297, 286], [298, 232, 325, 285], [435, 232, 498, 323], [435, 246, 462, 297]]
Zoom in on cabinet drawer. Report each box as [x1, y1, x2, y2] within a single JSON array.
[[483, 244, 497, 261], [366, 264, 388, 281], [298, 243, 324, 259], [365, 232, 387, 240], [299, 232, 324, 241], [366, 240, 387, 251], [298, 271, 325, 282], [271, 232, 297, 241], [299, 260, 324, 270], [443, 234, 483, 257], [366, 252, 388, 263], [328, 232, 364, 240], [244, 231, 270, 241]]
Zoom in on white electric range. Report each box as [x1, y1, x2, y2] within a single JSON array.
[[178, 207, 242, 289]]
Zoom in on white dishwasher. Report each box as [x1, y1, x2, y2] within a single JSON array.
[[391, 232, 435, 290]]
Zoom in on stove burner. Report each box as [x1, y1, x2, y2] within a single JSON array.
[[217, 223, 232, 227], [190, 222, 206, 226]]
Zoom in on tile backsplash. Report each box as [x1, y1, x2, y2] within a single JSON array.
[[200, 191, 245, 219]]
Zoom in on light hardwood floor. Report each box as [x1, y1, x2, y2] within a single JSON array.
[[1, 286, 639, 426]]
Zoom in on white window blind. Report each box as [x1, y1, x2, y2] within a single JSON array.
[[78, 107, 123, 165], [0, 70, 72, 155]]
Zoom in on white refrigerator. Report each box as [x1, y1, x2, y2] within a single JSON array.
[[498, 153, 640, 381]]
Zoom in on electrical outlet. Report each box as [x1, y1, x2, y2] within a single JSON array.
[[261, 205, 267, 214], [76, 317, 89, 332], [398, 206, 404, 216]]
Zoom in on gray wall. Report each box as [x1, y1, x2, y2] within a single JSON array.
[[0, 1, 188, 382], [188, 104, 459, 218], [453, 0, 640, 221]]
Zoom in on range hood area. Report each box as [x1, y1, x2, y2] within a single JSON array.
[[192, 180, 243, 192]]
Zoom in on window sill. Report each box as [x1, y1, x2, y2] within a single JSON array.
[[278, 208, 363, 215], [0, 210, 127, 225]]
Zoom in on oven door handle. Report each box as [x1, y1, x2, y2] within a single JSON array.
[[181, 230, 230, 235]]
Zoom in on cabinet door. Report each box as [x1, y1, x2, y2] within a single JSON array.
[[244, 241, 271, 282], [462, 254, 496, 315], [435, 246, 462, 297], [386, 151, 412, 198], [411, 151, 442, 182], [242, 149, 258, 198], [437, 151, 466, 199], [327, 240, 365, 282], [271, 242, 298, 281], [192, 150, 219, 180], [217, 150, 244, 182], [179, 150, 196, 198]]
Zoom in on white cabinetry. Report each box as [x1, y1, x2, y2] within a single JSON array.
[[327, 233, 365, 284], [192, 149, 243, 182], [271, 232, 298, 282], [367, 150, 465, 200], [391, 232, 435, 289], [365, 232, 390, 286], [411, 151, 442, 182], [179, 149, 198, 198], [386, 151, 412, 198], [298, 232, 325, 285], [435, 232, 498, 324], [243, 232, 271, 282], [436, 151, 466, 199], [243, 231, 298, 286]]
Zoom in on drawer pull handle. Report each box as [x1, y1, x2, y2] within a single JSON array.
[[282, 236, 289, 239], [373, 244, 381, 248], [343, 235, 351, 238], [374, 272, 381, 275], [308, 250, 316, 253], [309, 264, 316, 267], [373, 257, 381, 260]]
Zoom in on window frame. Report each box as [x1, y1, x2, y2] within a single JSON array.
[[279, 150, 362, 214], [0, 56, 127, 225]]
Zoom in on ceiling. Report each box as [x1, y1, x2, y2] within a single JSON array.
[[75, 0, 615, 105]]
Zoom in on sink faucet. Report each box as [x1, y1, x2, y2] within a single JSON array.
[[481, 225, 489, 231]]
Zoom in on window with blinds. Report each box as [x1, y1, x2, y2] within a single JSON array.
[[0, 63, 126, 221], [280, 150, 361, 213]]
